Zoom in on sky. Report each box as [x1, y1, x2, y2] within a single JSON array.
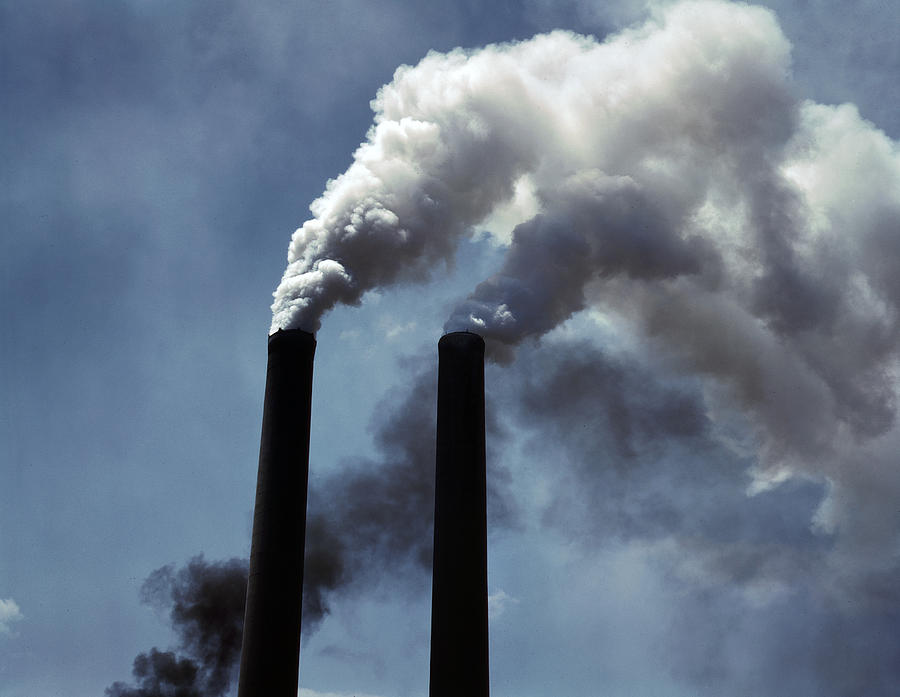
[[3, 1, 900, 696]]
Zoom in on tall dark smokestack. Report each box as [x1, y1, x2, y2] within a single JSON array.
[[238, 328, 316, 697], [429, 331, 489, 697]]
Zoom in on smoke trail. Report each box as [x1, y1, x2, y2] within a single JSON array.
[[495, 334, 900, 694], [112, 1, 900, 692], [103, 368, 439, 696], [302, 350, 513, 627], [269, 0, 900, 444], [270, 0, 900, 584], [299, 362, 437, 629], [271, 0, 791, 336], [106, 354, 513, 694], [105, 556, 247, 697]]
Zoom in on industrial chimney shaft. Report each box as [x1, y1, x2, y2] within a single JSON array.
[[238, 328, 316, 697], [429, 331, 490, 697]]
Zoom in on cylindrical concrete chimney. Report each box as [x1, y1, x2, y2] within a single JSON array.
[[429, 331, 489, 697], [238, 328, 316, 697]]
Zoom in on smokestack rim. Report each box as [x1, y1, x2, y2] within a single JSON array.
[[439, 331, 484, 353], [267, 327, 316, 352]]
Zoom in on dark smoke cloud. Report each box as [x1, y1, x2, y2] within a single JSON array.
[[106, 650, 202, 697], [107, 350, 513, 692], [448, 173, 722, 363], [661, 572, 900, 697], [498, 338, 766, 541], [303, 349, 514, 627], [105, 556, 247, 697], [498, 335, 900, 695], [513, 338, 708, 465], [503, 335, 838, 576]]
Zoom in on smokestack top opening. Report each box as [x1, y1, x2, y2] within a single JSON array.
[[268, 327, 316, 351], [439, 331, 485, 353]]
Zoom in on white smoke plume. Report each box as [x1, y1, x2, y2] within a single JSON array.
[[272, 0, 794, 336], [272, 0, 900, 655], [274, 0, 898, 496]]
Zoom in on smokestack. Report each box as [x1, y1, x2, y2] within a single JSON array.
[[238, 328, 316, 697], [429, 331, 489, 697]]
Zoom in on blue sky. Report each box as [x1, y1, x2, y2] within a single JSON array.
[[3, 1, 900, 696]]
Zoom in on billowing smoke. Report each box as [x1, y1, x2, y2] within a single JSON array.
[[106, 356, 512, 695], [112, 1, 900, 692], [270, 0, 899, 439], [270, 0, 900, 586], [493, 335, 900, 693], [266, 1, 900, 691], [105, 556, 247, 697], [300, 358, 438, 628], [303, 351, 512, 627], [271, 0, 794, 338]]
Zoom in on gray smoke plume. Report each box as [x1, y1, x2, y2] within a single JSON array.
[[114, 1, 900, 692], [498, 334, 900, 694], [104, 556, 247, 697], [270, 0, 900, 621], [271, 0, 794, 337], [106, 354, 512, 694], [302, 350, 513, 627], [300, 357, 438, 629]]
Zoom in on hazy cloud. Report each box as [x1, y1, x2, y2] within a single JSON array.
[[488, 589, 519, 620], [0, 598, 24, 634]]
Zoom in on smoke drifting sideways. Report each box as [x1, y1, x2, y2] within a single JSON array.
[[299, 359, 442, 630], [270, 0, 799, 340], [303, 352, 512, 630], [106, 357, 512, 696], [105, 557, 247, 697], [114, 1, 900, 693], [500, 336, 900, 694], [271, 0, 900, 612]]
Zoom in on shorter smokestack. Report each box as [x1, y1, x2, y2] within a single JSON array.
[[429, 331, 489, 697], [238, 328, 316, 697]]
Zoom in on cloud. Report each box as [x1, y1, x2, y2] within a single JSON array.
[[298, 689, 388, 697], [380, 318, 418, 340], [488, 589, 519, 620], [0, 598, 23, 633]]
